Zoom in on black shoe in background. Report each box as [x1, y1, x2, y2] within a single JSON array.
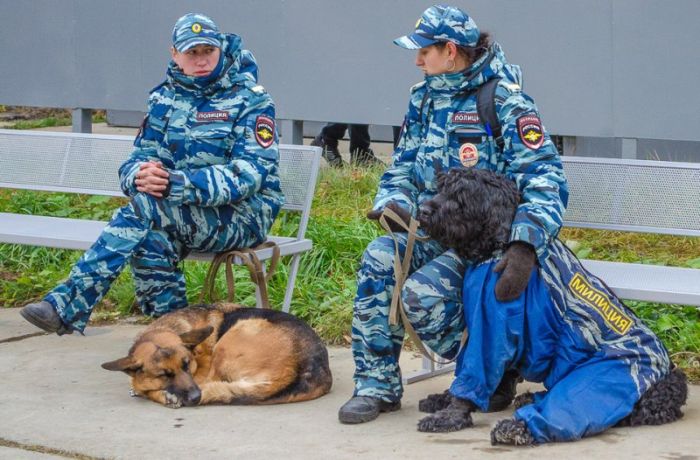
[[311, 135, 346, 168]]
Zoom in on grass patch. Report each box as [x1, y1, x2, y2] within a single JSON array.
[[4, 112, 107, 130], [1, 165, 698, 380]]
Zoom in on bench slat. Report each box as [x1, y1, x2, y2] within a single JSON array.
[[581, 259, 700, 307], [0, 212, 310, 262], [562, 156, 700, 236]]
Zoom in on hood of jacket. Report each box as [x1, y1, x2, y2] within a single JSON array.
[[166, 33, 259, 96], [424, 42, 522, 97]]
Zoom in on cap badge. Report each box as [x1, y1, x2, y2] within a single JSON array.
[[415, 18, 422, 29], [191, 23, 202, 33]]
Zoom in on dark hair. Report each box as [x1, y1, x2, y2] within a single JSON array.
[[434, 32, 491, 65]]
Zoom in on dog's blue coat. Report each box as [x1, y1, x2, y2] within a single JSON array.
[[451, 239, 671, 442]]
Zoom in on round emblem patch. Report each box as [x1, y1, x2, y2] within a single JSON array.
[[191, 23, 202, 33], [459, 143, 479, 167]]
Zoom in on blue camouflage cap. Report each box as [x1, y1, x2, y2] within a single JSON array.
[[394, 5, 480, 49], [172, 13, 221, 52]]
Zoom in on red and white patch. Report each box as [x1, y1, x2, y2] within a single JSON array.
[[255, 115, 275, 148], [452, 112, 480, 124], [517, 114, 545, 150], [196, 111, 230, 122], [459, 143, 479, 168]]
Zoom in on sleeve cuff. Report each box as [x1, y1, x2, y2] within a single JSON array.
[[372, 195, 416, 217], [510, 220, 549, 263], [165, 170, 187, 205]]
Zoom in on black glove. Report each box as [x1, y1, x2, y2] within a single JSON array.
[[367, 202, 412, 232], [493, 242, 537, 301]]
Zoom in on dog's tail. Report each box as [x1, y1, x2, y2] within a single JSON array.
[[616, 367, 688, 427]]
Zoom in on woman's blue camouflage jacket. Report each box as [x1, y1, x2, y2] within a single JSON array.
[[374, 43, 568, 262]]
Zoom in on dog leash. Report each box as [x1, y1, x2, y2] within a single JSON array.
[[200, 241, 280, 309], [379, 207, 467, 364]]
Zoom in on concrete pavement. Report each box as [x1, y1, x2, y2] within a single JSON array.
[[0, 308, 698, 460]]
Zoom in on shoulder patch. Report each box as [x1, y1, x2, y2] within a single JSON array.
[[517, 114, 545, 150], [255, 115, 275, 148], [250, 85, 266, 94]]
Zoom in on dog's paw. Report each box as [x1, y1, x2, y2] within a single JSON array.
[[163, 391, 182, 409], [512, 391, 535, 409], [490, 419, 535, 446], [417, 408, 473, 433], [129, 388, 142, 398], [418, 390, 453, 413]]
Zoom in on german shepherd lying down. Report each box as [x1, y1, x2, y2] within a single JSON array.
[[102, 304, 332, 408]]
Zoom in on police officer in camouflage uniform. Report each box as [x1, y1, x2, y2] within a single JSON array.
[[338, 5, 568, 424], [20, 13, 283, 335]]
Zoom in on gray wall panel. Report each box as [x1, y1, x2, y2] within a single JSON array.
[[612, 1, 699, 141], [0, 0, 697, 142], [0, 1, 77, 107]]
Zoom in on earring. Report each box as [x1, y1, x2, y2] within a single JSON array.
[[445, 59, 456, 72]]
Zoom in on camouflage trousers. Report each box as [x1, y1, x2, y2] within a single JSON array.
[[352, 233, 467, 402], [44, 193, 262, 332]]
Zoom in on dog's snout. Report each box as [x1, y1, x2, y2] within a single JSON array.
[[167, 379, 201, 407], [183, 387, 201, 406]]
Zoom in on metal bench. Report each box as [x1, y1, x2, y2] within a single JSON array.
[[408, 155, 700, 383], [0, 128, 321, 313]]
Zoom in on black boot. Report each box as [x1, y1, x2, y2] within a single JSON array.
[[350, 148, 384, 167], [311, 135, 346, 168], [20, 301, 73, 335], [338, 396, 401, 424]]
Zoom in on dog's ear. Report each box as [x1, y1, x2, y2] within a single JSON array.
[[102, 356, 142, 375], [179, 326, 214, 350]]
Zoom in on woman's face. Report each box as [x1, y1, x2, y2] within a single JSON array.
[[171, 44, 221, 77], [415, 44, 452, 76]]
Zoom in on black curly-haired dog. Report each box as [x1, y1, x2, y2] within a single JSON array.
[[416, 167, 688, 445]]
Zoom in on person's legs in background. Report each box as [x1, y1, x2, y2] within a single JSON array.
[[311, 123, 347, 168], [349, 124, 383, 167]]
